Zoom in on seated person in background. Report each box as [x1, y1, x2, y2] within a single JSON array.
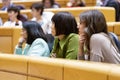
[[3, 6, 27, 27], [100, 0, 120, 21], [78, 10, 120, 64], [0, 18, 3, 26], [1, 0, 25, 11], [42, 0, 60, 8], [31, 2, 51, 34], [67, 0, 85, 7], [50, 12, 79, 59], [31, 3, 54, 52], [14, 21, 50, 57], [96, 0, 103, 6]]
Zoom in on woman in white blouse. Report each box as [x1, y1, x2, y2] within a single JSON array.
[[3, 6, 27, 27], [30, 2, 53, 34]]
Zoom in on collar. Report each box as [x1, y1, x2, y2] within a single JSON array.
[[59, 35, 68, 49]]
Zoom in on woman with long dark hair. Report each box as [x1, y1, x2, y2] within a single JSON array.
[[14, 21, 50, 57], [78, 10, 120, 64], [3, 6, 27, 27]]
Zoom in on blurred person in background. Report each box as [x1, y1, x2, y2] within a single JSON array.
[[31, 2, 51, 34], [1, 0, 25, 11], [3, 6, 26, 27], [100, 0, 120, 21], [0, 18, 3, 26], [67, 0, 85, 7], [31, 2, 54, 52], [42, 0, 60, 8]]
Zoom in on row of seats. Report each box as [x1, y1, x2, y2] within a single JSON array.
[[0, 7, 115, 23], [45, 7, 115, 22], [0, 0, 96, 9], [84, 0, 96, 6], [107, 22, 120, 40], [0, 22, 119, 54], [0, 53, 119, 80], [0, 27, 21, 53]]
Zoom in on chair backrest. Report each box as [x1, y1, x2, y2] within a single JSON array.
[[0, 0, 96, 9], [0, 27, 21, 53], [0, 54, 27, 80], [45, 7, 115, 22], [107, 22, 120, 40], [0, 53, 120, 80], [0, 7, 115, 23]]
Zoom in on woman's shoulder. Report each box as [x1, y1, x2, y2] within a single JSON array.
[[31, 38, 48, 47], [31, 17, 36, 21], [68, 33, 79, 38], [18, 20, 22, 23], [64, 33, 79, 42], [91, 33, 109, 42], [18, 20, 22, 25], [3, 21, 11, 26]]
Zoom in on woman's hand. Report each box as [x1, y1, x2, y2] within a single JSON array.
[[18, 37, 26, 48], [79, 33, 86, 47], [78, 33, 86, 60], [50, 53, 56, 58]]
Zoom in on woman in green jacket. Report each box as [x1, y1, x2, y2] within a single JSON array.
[[50, 12, 79, 59]]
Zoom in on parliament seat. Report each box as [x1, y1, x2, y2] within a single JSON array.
[[0, 7, 115, 23], [0, 54, 27, 80], [107, 22, 120, 40], [0, 27, 21, 53], [0, 53, 120, 80]]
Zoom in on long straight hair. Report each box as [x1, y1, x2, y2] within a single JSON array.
[[79, 10, 108, 50], [79, 10, 120, 52], [23, 21, 47, 45]]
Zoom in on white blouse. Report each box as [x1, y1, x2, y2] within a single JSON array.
[[31, 17, 51, 34], [3, 21, 22, 27], [90, 33, 120, 64]]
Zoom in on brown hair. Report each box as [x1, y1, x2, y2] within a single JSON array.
[[79, 10, 119, 52]]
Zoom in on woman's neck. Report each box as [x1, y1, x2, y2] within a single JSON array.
[[36, 15, 42, 22], [58, 35, 65, 40], [11, 18, 18, 22]]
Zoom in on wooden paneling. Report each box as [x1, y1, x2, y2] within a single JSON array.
[[28, 57, 64, 80], [0, 54, 120, 80], [0, 72, 27, 80], [0, 27, 21, 53], [0, 37, 12, 53]]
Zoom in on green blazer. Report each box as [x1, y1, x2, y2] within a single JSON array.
[[51, 33, 79, 59]]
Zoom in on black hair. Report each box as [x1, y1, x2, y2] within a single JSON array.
[[31, 2, 44, 15], [7, 6, 27, 22], [42, 0, 54, 7], [7, 6, 20, 19], [52, 11, 78, 36], [22, 21, 47, 45]]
